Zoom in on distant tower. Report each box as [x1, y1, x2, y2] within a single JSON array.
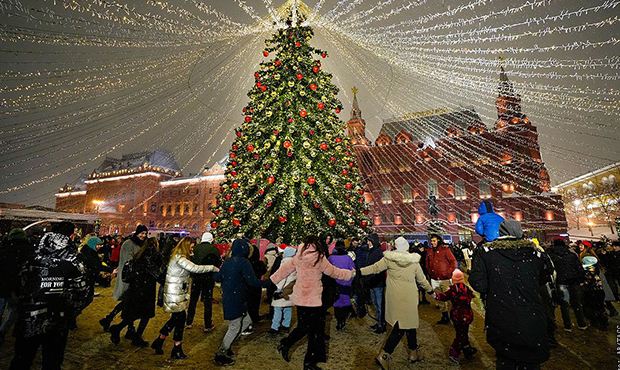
[[346, 86, 369, 146], [494, 59, 527, 130]]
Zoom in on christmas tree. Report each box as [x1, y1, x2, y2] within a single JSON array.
[[210, 9, 369, 244]]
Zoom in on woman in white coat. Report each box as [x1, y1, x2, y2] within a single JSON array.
[[150, 237, 219, 359]]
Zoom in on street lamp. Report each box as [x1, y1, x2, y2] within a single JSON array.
[[573, 199, 582, 230], [92, 199, 104, 213]]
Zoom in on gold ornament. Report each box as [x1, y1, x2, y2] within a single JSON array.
[[297, 56, 302, 62], [303, 141, 311, 149], [287, 81, 295, 87], [270, 91, 277, 97], [266, 111, 273, 117], [300, 90, 306, 96], [274, 74, 280, 80], [264, 142, 271, 149], [303, 215, 311, 224]]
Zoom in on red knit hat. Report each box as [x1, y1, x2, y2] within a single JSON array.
[[452, 269, 465, 284]]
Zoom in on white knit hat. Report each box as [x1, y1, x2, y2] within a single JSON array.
[[394, 237, 409, 252], [201, 232, 214, 243]]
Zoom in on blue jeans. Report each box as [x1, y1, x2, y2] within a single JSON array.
[[370, 287, 384, 327], [271, 307, 292, 330]]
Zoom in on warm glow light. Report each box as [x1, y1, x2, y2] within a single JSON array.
[[92, 199, 104, 206], [573, 199, 582, 207], [471, 212, 479, 223]]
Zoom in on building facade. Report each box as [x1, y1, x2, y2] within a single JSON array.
[[347, 67, 567, 242], [552, 162, 619, 238], [55, 150, 225, 236]]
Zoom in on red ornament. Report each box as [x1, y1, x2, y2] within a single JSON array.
[[278, 216, 287, 223], [244, 116, 252, 123], [309, 129, 315, 135], [345, 183, 353, 190], [232, 218, 241, 227], [309, 83, 317, 91], [235, 130, 242, 137], [302, 190, 309, 196], [283, 140, 292, 149], [341, 169, 348, 176], [266, 201, 273, 208], [360, 220, 368, 228], [295, 41, 301, 47], [288, 117, 294, 123], [348, 162, 354, 167], [255, 81, 262, 88], [330, 156, 336, 162], [296, 73, 303, 80], [263, 50, 269, 57], [313, 202, 320, 209], [363, 209, 370, 215], [246, 144, 255, 152], [335, 107, 341, 113], [267, 175, 275, 184], [312, 65, 320, 73], [317, 102, 325, 110], [258, 188, 265, 195], [231, 182, 239, 189], [273, 129, 279, 135], [254, 72, 260, 79], [335, 137, 342, 143], [321, 52, 327, 58], [210, 221, 218, 229], [263, 163, 271, 170], [328, 219, 337, 227], [231, 144, 239, 151], [230, 170, 237, 177], [229, 152, 237, 159], [214, 209, 220, 216], [358, 197, 364, 203], [358, 189, 365, 195], [319, 142, 328, 151], [307, 176, 316, 185], [287, 151, 293, 157], [253, 153, 260, 160], [225, 194, 232, 201], [299, 109, 307, 118], [274, 59, 281, 67], [228, 206, 235, 213], [260, 85, 267, 92]]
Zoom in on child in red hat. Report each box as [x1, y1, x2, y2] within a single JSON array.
[[434, 269, 477, 363]]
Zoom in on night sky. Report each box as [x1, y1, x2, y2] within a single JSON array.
[[0, 1, 618, 206]]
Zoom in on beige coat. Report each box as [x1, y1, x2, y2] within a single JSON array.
[[361, 251, 432, 329]]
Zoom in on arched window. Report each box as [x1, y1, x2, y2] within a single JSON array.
[[427, 179, 439, 198], [381, 186, 392, 204], [479, 179, 491, 199], [402, 184, 413, 203], [455, 180, 466, 200]]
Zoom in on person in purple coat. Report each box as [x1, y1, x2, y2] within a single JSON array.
[[328, 239, 356, 330]]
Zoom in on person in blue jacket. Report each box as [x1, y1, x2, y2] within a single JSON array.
[[475, 200, 504, 242], [213, 239, 261, 366]]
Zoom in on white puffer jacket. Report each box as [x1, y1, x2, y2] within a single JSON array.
[[163, 254, 217, 313]]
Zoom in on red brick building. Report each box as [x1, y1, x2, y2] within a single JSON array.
[[347, 67, 567, 242], [55, 150, 225, 236]]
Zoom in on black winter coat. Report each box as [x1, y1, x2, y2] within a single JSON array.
[[121, 248, 163, 321], [469, 238, 550, 364], [215, 242, 261, 320], [355, 244, 385, 288], [548, 244, 585, 285]]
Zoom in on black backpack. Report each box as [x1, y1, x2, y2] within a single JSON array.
[[122, 259, 136, 283]]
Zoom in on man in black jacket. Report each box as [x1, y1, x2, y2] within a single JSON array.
[[469, 220, 549, 370], [547, 238, 588, 331], [356, 233, 385, 333], [186, 232, 222, 332], [10, 221, 89, 370]]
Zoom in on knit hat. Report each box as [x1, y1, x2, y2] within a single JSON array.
[[452, 269, 465, 284], [8, 228, 27, 241], [201, 232, 214, 243], [394, 237, 409, 252], [283, 246, 297, 258], [582, 256, 598, 269], [86, 236, 103, 250], [582, 240, 592, 249], [499, 220, 524, 239], [135, 224, 148, 235], [366, 233, 380, 248]]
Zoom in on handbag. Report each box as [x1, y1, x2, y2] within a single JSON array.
[[121, 259, 135, 283]]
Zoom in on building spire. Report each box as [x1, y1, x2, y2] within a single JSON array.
[[351, 86, 362, 120], [497, 56, 515, 97]]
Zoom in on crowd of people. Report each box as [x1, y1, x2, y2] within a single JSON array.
[[0, 199, 618, 369]]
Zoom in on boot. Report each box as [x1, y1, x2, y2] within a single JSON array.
[[375, 350, 392, 370], [171, 343, 188, 360], [99, 317, 112, 332], [463, 346, 477, 359], [437, 312, 450, 325], [277, 342, 291, 362], [406, 346, 421, 363], [131, 336, 149, 348], [109, 324, 121, 345], [125, 325, 136, 340], [448, 346, 460, 364], [214, 350, 235, 366], [303, 363, 323, 370], [151, 336, 165, 355]]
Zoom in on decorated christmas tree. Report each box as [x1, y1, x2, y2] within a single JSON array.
[[210, 9, 370, 244]]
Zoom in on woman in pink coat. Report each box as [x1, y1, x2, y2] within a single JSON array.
[[271, 235, 354, 370]]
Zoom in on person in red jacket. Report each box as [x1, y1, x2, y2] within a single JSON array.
[[425, 234, 457, 324], [434, 269, 477, 363]]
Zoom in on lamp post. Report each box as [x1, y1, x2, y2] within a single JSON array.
[[573, 198, 581, 230]]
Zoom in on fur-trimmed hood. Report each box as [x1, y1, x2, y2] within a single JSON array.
[[485, 238, 537, 262], [384, 250, 421, 267]]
